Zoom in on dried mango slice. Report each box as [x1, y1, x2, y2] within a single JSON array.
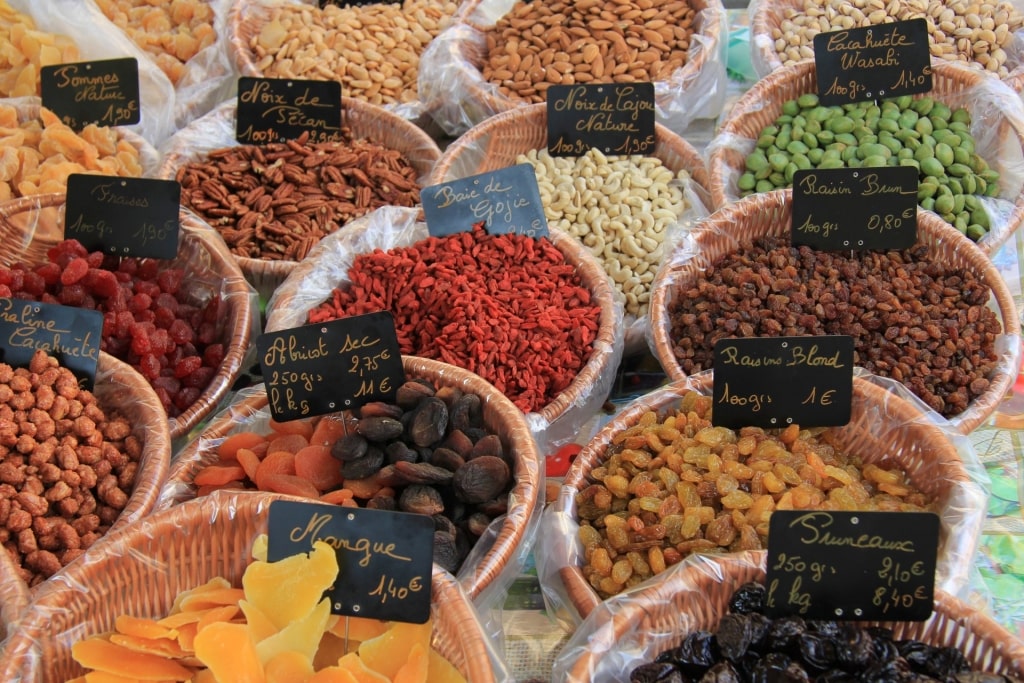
[[356, 621, 431, 680], [196, 605, 240, 634], [265, 650, 315, 683], [392, 643, 428, 683], [178, 587, 245, 612], [193, 621, 264, 683], [251, 534, 269, 563], [327, 616, 388, 643], [242, 540, 337, 631], [71, 638, 193, 680], [190, 671, 216, 683], [313, 632, 352, 671], [115, 615, 178, 641], [240, 599, 279, 644], [427, 648, 468, 683], [168, 577, 232, 615], [256, 597, 330, 665], [335, 653, 389, 683], [84, 673, 178, 683], [308, 667, 359, 683], [109, 633, 187, 659]]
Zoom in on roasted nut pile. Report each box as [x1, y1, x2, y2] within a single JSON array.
[[0, 350, 140, 587], [0, 106, 142, 201], [0, 240, 227, 419], [767, 0, 1024, 77], [577, 391, 935, 599], [251, 0, 458, 106], [175, 130, 421, 262], [665, 236, 1001, 418], [629, 582, 1020, 682], [0, 0, 79, 97], [93, 0, 216, 85], [739, 94, 998, 241], [483, 0, 695, 103], [194, 380, 515, 573], [518, 147, 689, 317]]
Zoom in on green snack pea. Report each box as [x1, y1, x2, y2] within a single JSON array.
[[858, 143, 891, 160], [895, 95, 914, 109], [817, 130, 835, 145], [920, 196, 936, 211], [777, 114, 793, 125], [842, 146, 859, 163], [787, 140, 810, 155], [821, 149, 842, 164], [775, 129, 791, 150], [934, 143, 954, 166], [862, 155, 888, 167], [810, 106, 833, 122], [934, 194, 955, 214], [952, 146, 971, 165], [972, 208, 990, 228], [755, 179, 776, 193], [791, 127, 805, 142], [880, 136, 902, 155], [972, 155, 989, 173], [746, 150, 769, 172], [962, 175, 977, 195], [949, 121, 969, 134], [898, 110, 919, 129], [953, 215, 968, 234], [804, 119, 822, 135], [951, 108, 971, 124], [920, 157, 945, 177], [802, 132, 819, 149], [797, 93, 819, 108], [807, 148, 825, 164], [793, 114, 807, 128], [952, 194, 966, 214], [835, 132, 858, 146], [819, 158, 845, 169], [913, 97, 935, 115], [981, 168, 1000, 185], [878, 118, 899, 133], [895, 127, 920, 143], [985, 181, 1000, 197], [782, 100, 799, 117], [897, 148, 913, 160], [756, 134, 776, 149], [793, 152, 812, 169], [966, 224, 987, 241], [914, 144, 934, 163], [917, 181, 938, 200], [784, 162, 798, 183], [937, 183, 953, 197], [900, 158, 920, 171], [769, 171, 786, 186], [947, 162, 971, 178], [763, 125, 779, 136], [904, 136, 922, 151], [948, 178, 964, 195], [847, 157, 862, 168], [755, 164, 772, 180], [931, 115, 949, 131], [960, 137, 975, 155], [769, 153, 789, 172], [829, 117, 854, 134], [964, 195, 981, 212], [930, 102, 951, 121], [737, 173, 757, 191]]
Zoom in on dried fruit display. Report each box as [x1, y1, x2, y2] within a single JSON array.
[[66, 536, 468, 682], [0, 0, 79, 97]]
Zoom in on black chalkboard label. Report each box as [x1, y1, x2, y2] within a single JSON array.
[[814, 19, 932, 105], [268, 500, 434, 622], [0, 298, 102, 389], [256, 311, 405, 422], [236, 77, 343, 145], [547, 83, 656, 157], [712, 335, 853, 429], [792, 167, 918, 250], [765, 510, 939, 621], [40, 58, 141, 130], [65, 174, 181, 259], [422, 164, 548, 238]]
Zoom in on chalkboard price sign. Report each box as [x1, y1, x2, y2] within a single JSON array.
[[422, 164, 549, 238], [236, 77, 343, 145], [814, 18, 932, 105], [65, 174, 181, 259], [765, 510, 939, 621], [792, 166, 918, 250], [268, 500, 434, 622], [256, 311, 405, 422], [0, 298, 102, 389], [41, 58, 141, 130], [547, 83, 656, 157], [712, 335, 853, 429]]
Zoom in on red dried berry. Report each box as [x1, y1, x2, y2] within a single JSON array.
[[58, 284, 87, 307], [174, 356, 203, 379], [134, 280, 161, 299], [136, 259, 160, 281], [154, 306, 176, 329], [168, 319, 194, 344], [156, 268, 183, 294], [173, 386, 201, 412], [183, 366, 215, 389], [130, 334, 152, 356], [202, 343, 225, 367], [129, 293, 152, 313], [138, 353, 162, 380], [60, 257, 89, 286], [35, 263, 61, 286], [85, 269, 121, 298], [21, 271, 46, 297]]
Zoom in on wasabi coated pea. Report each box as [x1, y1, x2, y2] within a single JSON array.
[[738, 93, 999, 242]]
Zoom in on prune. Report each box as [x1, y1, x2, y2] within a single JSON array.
[[729, 582, 766, 614], [630, 662, 687, 683], [832, 623, 874, 670], [749, 652, 810, 683], [700, 662, 741, 682], [765, 616, 806, 653], [899, 641, 970, 678], [797, 633, 837, 673], [716, 613, 760, 661], [860, 656, 917, 682], [656, 631, 718, 676]]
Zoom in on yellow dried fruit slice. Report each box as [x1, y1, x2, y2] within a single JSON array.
[[356, 621, 431, 680], [178, 587, 245, 612], [109, 633, 187, 659], [168, 578, 232, 615], [193, 621, 264, 683], [71, 638, 193, 680], [240, 599, 279, 644], [264, 650, 314, 683], [335, 653, 389, 683], [427, 648, 468, 683], [308, 667, 360, 683], [256, 597, 331, 665], [242, 541, 337, 631], [115, 615, 178, 641], [326, 615, 388, 643], [393, 642, 428, 683]]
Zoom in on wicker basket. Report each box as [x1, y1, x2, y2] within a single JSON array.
[[156, 98, 441, 301], [544, 373, 986, 624], [706, 59, 1024, 257], [264, 205, 624, 453], [0, 193, 258, 442], [419, 0, 727, 136], [1, 490, 507, 682], [647, 190, 1019, 435], [553, 550, 1024, 682], [156, 355, 543, 602], [429, 102, 711, 354]]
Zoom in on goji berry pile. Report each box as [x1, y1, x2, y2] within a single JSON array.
[[307, 224, 602, 413], [0, 240, 225, 417]]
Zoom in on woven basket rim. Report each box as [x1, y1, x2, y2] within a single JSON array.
[[707, 59, 1024, 257], [157, 97, 442, 287], [0, 192, 256, 441], [444, 0, 726, 118], [647, 190, 1018, 435], [556, 373, 981, 620], [159, 354, 543, 601], [562, 550, 1024, 680], [5, 490, 499, 682]]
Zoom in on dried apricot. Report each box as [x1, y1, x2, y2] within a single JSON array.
[[295, 445, 344, 492], [261, 473, 321, 499], [217, 432, 267, 461], [193, 464, 246, 487], [254, 451, 297, 491]]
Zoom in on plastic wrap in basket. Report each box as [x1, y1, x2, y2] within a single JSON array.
[[535, 373, 988, 628], [429, 102, 712, 354], [0, 193, 259, 442], [0, 351, 170, 598], [226, 0, 458, 125], [155, 98, 442, 301], [263, 204, 624, 454], [417, 0, 728, 136], [155, 354, 543, 605], [648, 190, 1021, 435], [0, 97, 159, 197], [551, 550, 1024, 682], [0, 490, 513, 682], [705, 59, 1024, 256]]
